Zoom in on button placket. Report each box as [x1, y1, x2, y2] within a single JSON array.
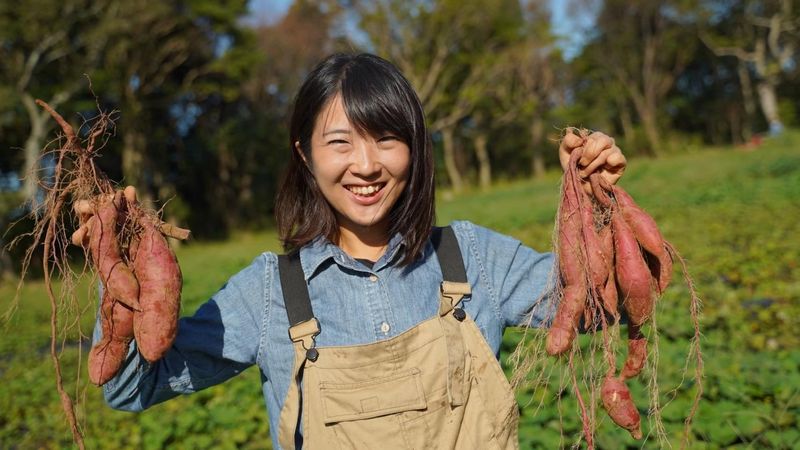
[[363, 272, 385, 339]]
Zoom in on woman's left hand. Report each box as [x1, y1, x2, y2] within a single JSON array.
[[558, 130, 627, 193]]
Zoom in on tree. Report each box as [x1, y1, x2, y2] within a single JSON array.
[[482, 1, 561, 180], [586, 0, 698, 156], [350, 0, 527, 191], [86, 0, 251, 209], [0, 0, 110, 206], [700, 0, 799, 135]]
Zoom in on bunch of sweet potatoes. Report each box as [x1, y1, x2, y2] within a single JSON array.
[[81, 189, 183, 386], [547, 143, 676, 440]]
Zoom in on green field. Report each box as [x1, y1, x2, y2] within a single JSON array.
[[2, 134, 799, 449]]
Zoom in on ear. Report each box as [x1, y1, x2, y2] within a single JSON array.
[[294, 141, 311, 170]]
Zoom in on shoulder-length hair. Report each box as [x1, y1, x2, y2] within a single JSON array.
[[275, 53, 435, 265]]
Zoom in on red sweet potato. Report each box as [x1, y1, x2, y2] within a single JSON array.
[[601, 375, 642, 439], [598, 225, 618, 317], [131, 218, 182, 363], [611, 212, 654, 326], [89, 192, 140, 310], [547, 149, 589, 356], [620, 324, 647, 380], [581, 196, 610, 295], [613, 187, 673, 294], [88, 291, 135, 385]]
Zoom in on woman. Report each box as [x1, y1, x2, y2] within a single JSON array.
[[88, 53, 626, 449]]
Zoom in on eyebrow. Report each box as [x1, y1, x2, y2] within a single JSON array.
[[322, 128, 351, 136]]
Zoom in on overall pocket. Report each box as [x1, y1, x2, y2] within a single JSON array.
[[319, 368, 427, 449]]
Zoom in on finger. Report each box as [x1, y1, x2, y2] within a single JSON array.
[[580, 152, 608, 179], [124, 186, 137, 205], [580, 146, 621, 178], [71, 216, 97, 247], [74, 200, 94, 225], [559, 131, 584, 152], [112, 190, 125, 210], [558, 131, 586, 169], [579, 133, 614, 167], [605, 149, 627, 172], [71, 225, 88, 247], [74, 200, 92, 216]]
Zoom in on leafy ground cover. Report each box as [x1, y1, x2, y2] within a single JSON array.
[[2, 133, 799, 448]]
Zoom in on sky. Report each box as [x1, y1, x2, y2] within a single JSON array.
[[246, 0, 293, 26], [246, 0, 595, 59]]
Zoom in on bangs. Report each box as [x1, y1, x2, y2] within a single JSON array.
[[339, 61, 417, 144]]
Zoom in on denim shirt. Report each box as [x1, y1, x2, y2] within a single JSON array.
[[97, 220, 557, 449]]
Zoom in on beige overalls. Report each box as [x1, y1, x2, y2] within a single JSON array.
[[276, 227, 520, 449]]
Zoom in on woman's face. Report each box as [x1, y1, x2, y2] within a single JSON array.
[[302, 94, 410, 234]]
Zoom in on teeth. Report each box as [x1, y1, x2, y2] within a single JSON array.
[[348, 184, 383, 196]]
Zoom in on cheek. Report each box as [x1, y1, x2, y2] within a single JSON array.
[[387, 148, 412, 183], [309, 152, 346, 186]]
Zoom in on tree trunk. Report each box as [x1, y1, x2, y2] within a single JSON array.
[[529, 117, 546, 179], [474, 132, 491, 190], [20, 94, 48, 207], [737, 61, 755, 141], [619, 102, 635, 146], [756, 80, 783, 135], [122, 127, 151, 206], [441, 126, 463, 193], [638, 105, 661, 157]]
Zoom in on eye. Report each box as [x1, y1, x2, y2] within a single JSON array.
[[378, 135, 399, 142], [328, 139, 349, 145]]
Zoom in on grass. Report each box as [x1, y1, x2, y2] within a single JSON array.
[[2, 131, 799, 448]]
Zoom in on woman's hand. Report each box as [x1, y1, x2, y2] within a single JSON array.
[[71, 186, 138, 248], [558, 129, 627, 193]]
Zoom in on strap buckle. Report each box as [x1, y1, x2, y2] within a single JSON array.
[[288, 318, 321, 361]]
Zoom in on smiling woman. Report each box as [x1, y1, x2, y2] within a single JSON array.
[[90, 52, 628, 450], [276, 53, 433, 264]]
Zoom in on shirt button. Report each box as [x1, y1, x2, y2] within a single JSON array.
[[380, 322, 390, 334], [369, 274, 378, 282]]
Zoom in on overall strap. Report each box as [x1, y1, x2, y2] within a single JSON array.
[[431, 226, 468, 283], [432, 226, 472, 407], [278, 252, 320, 359], [277, 252, 320, 450]]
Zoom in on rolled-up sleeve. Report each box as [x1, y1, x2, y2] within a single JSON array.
[[95, 254, 269, 411], [452, 221, 558, 328]]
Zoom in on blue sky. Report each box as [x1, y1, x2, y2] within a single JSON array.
[[247, 0, 594, 59], [247, 0, 293, 25]]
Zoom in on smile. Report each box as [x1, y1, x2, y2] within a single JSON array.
[[345, 183, 386, 197]]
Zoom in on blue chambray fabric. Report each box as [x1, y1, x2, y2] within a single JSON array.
[[98, 220, 557, 449]]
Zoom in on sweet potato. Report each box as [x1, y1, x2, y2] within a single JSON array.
[[620, 324, 647, 379], [547, 149, 589, 356], [89, 192, 140, 310], [131, 218, 182, 362], [88, 291, 134, 385], [601, 375, 642, 439], [581, 197, 610, 295], [613, 187, 673, 294], [611, 212, 654, 326], [540, 133, 701, 446], [598, 225, 618, 317]]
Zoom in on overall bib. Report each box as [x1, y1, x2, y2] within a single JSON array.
[[276, 227, 519, 449]]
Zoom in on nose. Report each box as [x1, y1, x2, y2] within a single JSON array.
[[350, 138, 381, 177]]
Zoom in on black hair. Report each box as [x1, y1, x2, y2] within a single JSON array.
[[275, 53, 435, 265]]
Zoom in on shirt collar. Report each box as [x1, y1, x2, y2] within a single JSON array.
[[298, 232, 406, 281]]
